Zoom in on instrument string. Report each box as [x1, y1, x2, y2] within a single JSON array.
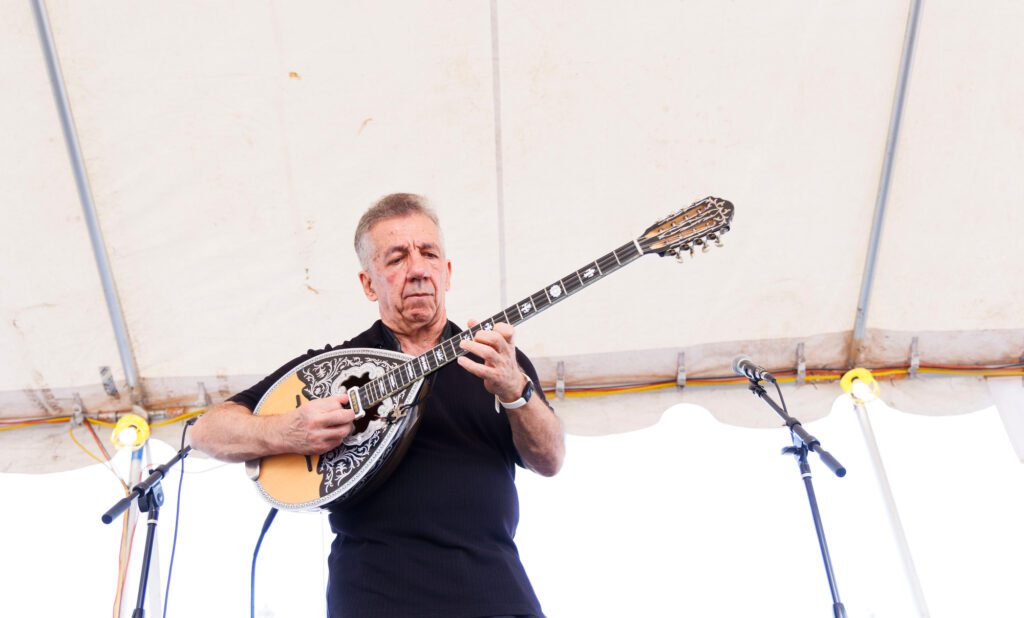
[[358, 200, 731, 409]]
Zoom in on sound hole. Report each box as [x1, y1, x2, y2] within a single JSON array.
[[340, 372, 383, 435]]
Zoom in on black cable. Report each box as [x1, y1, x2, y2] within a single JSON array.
[[162, 417, 196, 618], [773, 378, 788, 415], [251, 507, 279, 618]]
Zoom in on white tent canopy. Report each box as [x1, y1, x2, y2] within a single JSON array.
[[2, 1, 1023, 473]]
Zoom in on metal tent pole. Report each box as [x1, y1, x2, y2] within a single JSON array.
[[849, 0, 924, 366], [117, 447, 144, 618], [842, 370, 930, 617], [31, 0, 141, 398], [489, 0, 509, 308], [850, 397, 930, 617]]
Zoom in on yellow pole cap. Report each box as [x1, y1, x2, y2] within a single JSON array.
[[111, 413, 151, 451], [840, 368, 880, 403]]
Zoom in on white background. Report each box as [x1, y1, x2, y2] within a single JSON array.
[[3, 395, 1021, 617]]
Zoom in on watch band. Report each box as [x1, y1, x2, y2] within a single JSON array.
[[499, 374, 534, 410]]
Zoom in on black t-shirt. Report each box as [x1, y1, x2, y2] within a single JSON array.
[[229, 320, 547, 618]]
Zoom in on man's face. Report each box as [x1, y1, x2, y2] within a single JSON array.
[[358, 214, 451, 332]]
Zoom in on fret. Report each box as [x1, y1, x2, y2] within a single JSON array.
[[575, 269, 585, 287], [580, 263, 599, 282], [517, 297, 535, 318], [562, 274, 582, 296], [619, 241, 643, 261], [594, 260, 602, 276], [533, 290, 549, 312], [553, 282, 566, 300], [613, 249, 622, 265], [455, 335, 468, 357]]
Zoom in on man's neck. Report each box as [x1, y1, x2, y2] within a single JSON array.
[[384, 314, 447, 357]]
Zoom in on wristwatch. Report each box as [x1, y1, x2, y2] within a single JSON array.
[[499, 374, 534, 410]]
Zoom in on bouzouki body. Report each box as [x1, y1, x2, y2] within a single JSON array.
[[247, 196, 735, 511], [247, 348, 423, 510]]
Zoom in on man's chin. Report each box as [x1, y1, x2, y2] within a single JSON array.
[[401, 305, 440, 324]]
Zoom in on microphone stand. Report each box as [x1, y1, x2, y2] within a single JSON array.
[[746, 378, 848, 618], [102, 445, 192, 618]]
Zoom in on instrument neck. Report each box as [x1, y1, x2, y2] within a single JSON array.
[[359, 239, 645, 407]]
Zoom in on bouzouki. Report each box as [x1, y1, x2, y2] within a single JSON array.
[[246, 196, 735, 510]]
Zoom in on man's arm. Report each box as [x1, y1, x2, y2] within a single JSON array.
[[457, 321, 565, 476], [189, 395, 355, 463], [500, 377, 565, 477]]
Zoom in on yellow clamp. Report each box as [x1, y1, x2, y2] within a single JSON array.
[[840, 368, 880, 404], [111, 413, 151, 451]]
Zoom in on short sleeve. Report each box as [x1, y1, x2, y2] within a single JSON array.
[[227, 344, 337, 411]]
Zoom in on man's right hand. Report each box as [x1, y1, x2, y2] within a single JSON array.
[[190, 395, 356, 463], [276, 394, 356, 455]]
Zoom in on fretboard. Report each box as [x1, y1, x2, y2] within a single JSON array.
[[357, 239, 645, 407]]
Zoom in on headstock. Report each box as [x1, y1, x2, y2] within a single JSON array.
[[638, 196, 734, 261]]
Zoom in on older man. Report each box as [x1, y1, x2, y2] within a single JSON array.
[[190, 193, 565, 618]]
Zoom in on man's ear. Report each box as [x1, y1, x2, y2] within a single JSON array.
[[358, 270, 378, 301], [445, 259, 452, 291]]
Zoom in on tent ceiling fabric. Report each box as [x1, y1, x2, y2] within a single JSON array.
[[3, 2, 1022, 471]]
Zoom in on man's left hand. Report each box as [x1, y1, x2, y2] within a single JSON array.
[[457, 320, 526, 403]]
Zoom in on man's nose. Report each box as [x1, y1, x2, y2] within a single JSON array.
[[407, 251, 428, 278]]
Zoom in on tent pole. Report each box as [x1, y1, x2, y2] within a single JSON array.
[[852, 399, 930, 617], [117, 447, 145, 618], [489, 0, 509, 308], [30, 0, 141, 399], [849, 0, 923, 366]]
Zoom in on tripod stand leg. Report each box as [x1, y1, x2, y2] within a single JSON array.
[[786, 444, 846, 618]]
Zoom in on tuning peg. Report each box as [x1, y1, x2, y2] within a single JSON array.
[[675, 250, 685, 263], [708, 233, 723, 248]]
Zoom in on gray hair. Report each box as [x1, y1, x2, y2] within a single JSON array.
[[354, 193, 444, 269]]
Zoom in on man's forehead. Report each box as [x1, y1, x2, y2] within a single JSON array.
[[369, 214, 443, 253], [379, 239, 441, 254]]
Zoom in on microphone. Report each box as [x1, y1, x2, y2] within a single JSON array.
[[732, 355, 777, 383]]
